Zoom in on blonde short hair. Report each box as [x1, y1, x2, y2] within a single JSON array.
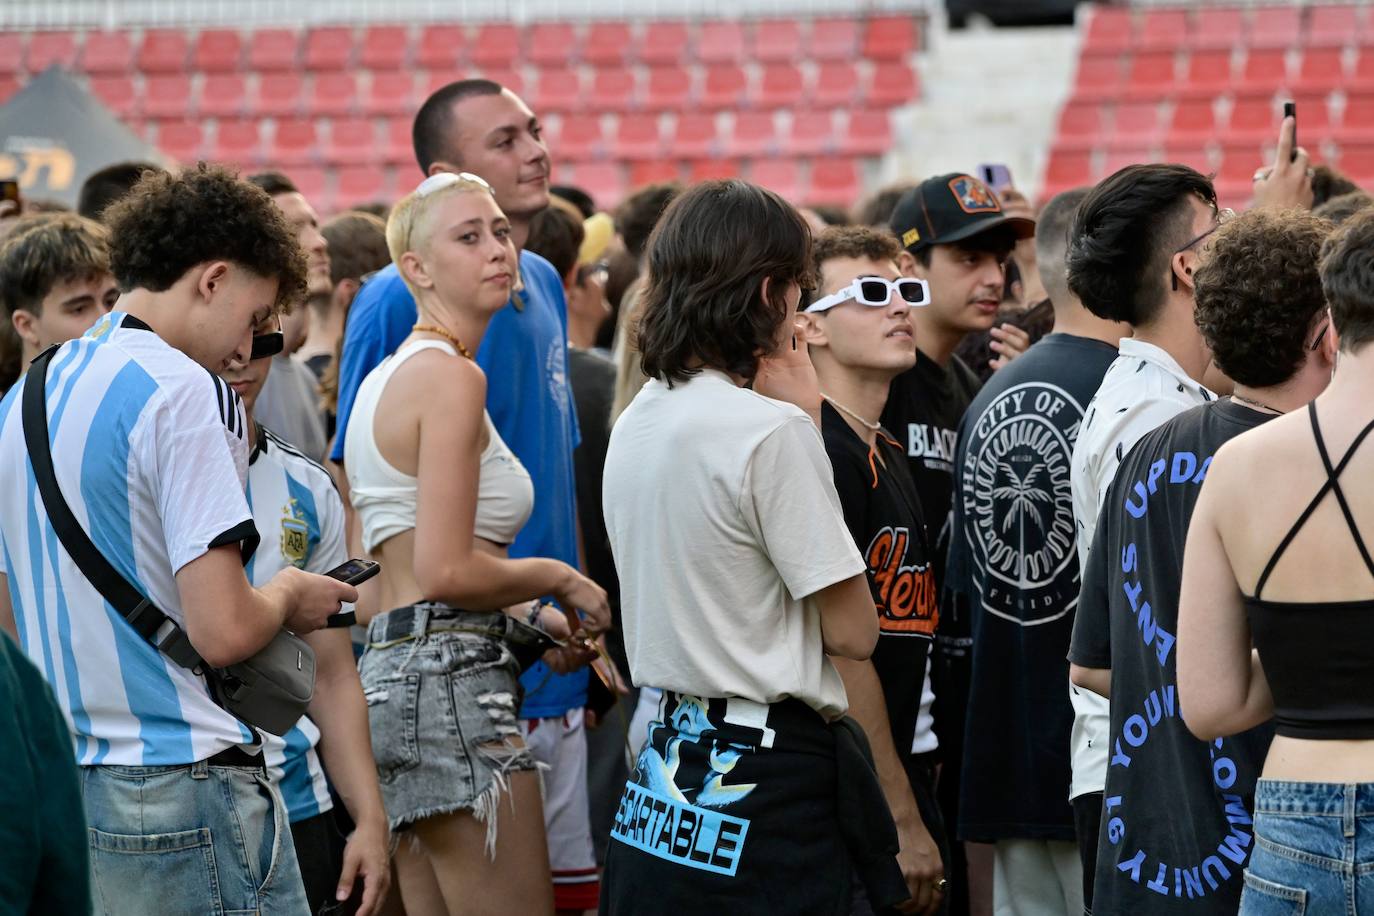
[[386, 173, 499, 297]]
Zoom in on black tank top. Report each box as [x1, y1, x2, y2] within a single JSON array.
[[1244, 403, 1374, 740]]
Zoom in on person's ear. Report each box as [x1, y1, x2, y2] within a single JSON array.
[[426, 161, 457, 178], [399, 251, 435, 291], [331, 278, 358, 310], [1324, 313, 1340, 366], [11, 309, 40, 350], [197, 261, 231, 302], [896, 250, 923, 279], [795, 311, 828, 348], [1172, 250, 1198, 294]]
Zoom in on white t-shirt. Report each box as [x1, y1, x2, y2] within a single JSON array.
[[0, 312, 258, 766], [603, 370, 865, 720], [1066, 337, 1213, 798]]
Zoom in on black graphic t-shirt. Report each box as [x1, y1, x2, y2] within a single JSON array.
[[947, 333, 1118, 843], [1068, 399, 1276, 914], [821, 402, 938, 756]]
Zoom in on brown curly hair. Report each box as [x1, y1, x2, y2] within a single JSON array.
[[103, 163, 307, 312], [1193, 208, 1331, 387]]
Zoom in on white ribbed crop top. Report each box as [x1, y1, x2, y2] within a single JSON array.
[[345, 339, 534, 552]]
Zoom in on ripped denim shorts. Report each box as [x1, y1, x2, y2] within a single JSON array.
[[359, 603, 538, 843]]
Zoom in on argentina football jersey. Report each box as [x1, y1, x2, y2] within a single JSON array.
[[246, 424, 347, 822], [0, 312, 259, 765]]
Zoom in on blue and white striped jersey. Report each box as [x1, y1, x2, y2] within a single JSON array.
[[247, 424, 344, 822], [0, 312, 258, 766]]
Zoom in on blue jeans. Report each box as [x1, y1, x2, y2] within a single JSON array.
[[81, 760, 308, 916], [1241, 779, 1374, 914]]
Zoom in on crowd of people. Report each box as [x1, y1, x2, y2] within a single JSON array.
[[1, 66, 1372, 916]]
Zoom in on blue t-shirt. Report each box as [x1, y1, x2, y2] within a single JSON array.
[[333, 252, 586, 717]]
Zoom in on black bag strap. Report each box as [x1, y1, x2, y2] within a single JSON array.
[[21, 345, 205, 671]]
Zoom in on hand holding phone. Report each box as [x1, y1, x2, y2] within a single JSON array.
[[321, 559, 379, 628], [977, 163, 1014, 194]]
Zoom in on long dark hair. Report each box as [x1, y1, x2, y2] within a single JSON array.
[[637, 180, 814, 386]]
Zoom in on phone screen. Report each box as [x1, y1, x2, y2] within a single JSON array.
[[977, 163, 1013, 194], [325, 558, 379, 586], [0, 180, 19, 204]]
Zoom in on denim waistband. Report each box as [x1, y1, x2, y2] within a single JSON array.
[[1255, 779, 1374, 818], [367, 602, 511, 647]]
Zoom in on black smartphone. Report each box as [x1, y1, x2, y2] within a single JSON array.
[[977, 163, 1014, 194], [0, 179, 19, 212], [325, 557, 380, 586], [1284, 101, 1297, 162]]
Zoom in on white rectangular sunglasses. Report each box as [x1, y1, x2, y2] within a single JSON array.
[[804, 276, 931, 313]]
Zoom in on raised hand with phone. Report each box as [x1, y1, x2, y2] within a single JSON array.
[[1252, 106, 1315, 211]]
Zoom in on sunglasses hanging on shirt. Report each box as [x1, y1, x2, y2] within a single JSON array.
[[804, 277, 931, 314]]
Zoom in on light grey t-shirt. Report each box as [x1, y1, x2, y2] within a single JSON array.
[[255, 353, 329, 463], [603, 369, 865, 720]]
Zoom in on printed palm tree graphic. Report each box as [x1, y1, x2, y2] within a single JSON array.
[[994, 461, 1053, 537]]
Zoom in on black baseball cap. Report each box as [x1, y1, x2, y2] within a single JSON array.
[[890, 172, 1035, 254]]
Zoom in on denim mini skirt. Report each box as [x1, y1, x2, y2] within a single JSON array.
[[1241, 778, 1374, 913], [359, 603, 538, 848]]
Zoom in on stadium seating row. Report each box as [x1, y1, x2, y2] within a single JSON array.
[[0, 17, 919, 75], [1076, 47, 1374, 102], [1083, 4, 1370, 53]]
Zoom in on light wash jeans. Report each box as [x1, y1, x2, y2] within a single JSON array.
[[1241, 779, 1374, 914], [81, 759, 308, 916]]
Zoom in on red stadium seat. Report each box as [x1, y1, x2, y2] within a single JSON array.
[[644, 67, 692, 111], [672, 113, 720, 159], [305, 27, 354, 71], [868, 62, 919, 107], [584, 22, 632, 66], [326, 118, 378, 166], [337, 166, 387, 208], [1216, 145, 1265, 187], [384, 117, 412, 164], [26, 32, 78, 72], [1101, 148, 1152, 178], [1161, 142, 1212, 173], [90, 76, 137, 117], [529, 23, 577, 68], [570, 162, 626, 208], [1338, 145, 1374, 185], [0, 75, 18, 104], [810, 18, 860, 61], [362, 71, 415, 116], [286, 165, 328, 206], [1189, 7, 1245, 50], [1249, 6, 1302, 49], [200, 74, 247, 118], [629, 160, 680, 187], [1137, 8, 1189, 51], [309, 73, 357, 117], [361, 26, 410, 70], [698, 22, 745, 64], [701, 64, 748, 110], [531, 68, 583, 114], [1167, 98, 1217, 144], [415, 25, 464, 71], [269, 118, 318, 166], [1108, 102, 1162, 148], [1307, 5, 1362, 47], [815, 62, 860, 108], [143, 74, 194, 120], [1180, 49, 1234, 98], [1352, 49, 1374, 91], [757, 64, 806, 109], [689, 158, 740, 182], [0, 35, 22, 75], [613, 114, 661, 160], [1082, 7, 1132, 56], [641, 22, 690, 65], [1339, 92, 1374, 143], [786, 110, 836, 156], [727, 114, 779, 158], [156, 122, 205, 162], [590, 69, 636, 112], [253, 73, 304, 117], [1293, 49, 1346, 94], [211, 119, 263, 166], [553, 116, 606, 161], [137, 30, 190, 72], [839, 109, 892, 157], [1294, 92, 1334, 145], [1237, 49, 1290, 97], [809, 157, 860, 206], [751, 159, 800, 202], [1056, 102, 1105, 148], [752, 20, 802, 64], [194, 30, 243, 72], [464, 68, 523, 99], [1072, 56, 1124, 103], [81, 33, 134, 74], [1227, 96, 1280, 144], [469, 24, 519, 68], [862, 16, 919, 60], [1044, 147, 1093, 188], [248, 29, 301, 72], [1124, 51, 1178, 100]]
